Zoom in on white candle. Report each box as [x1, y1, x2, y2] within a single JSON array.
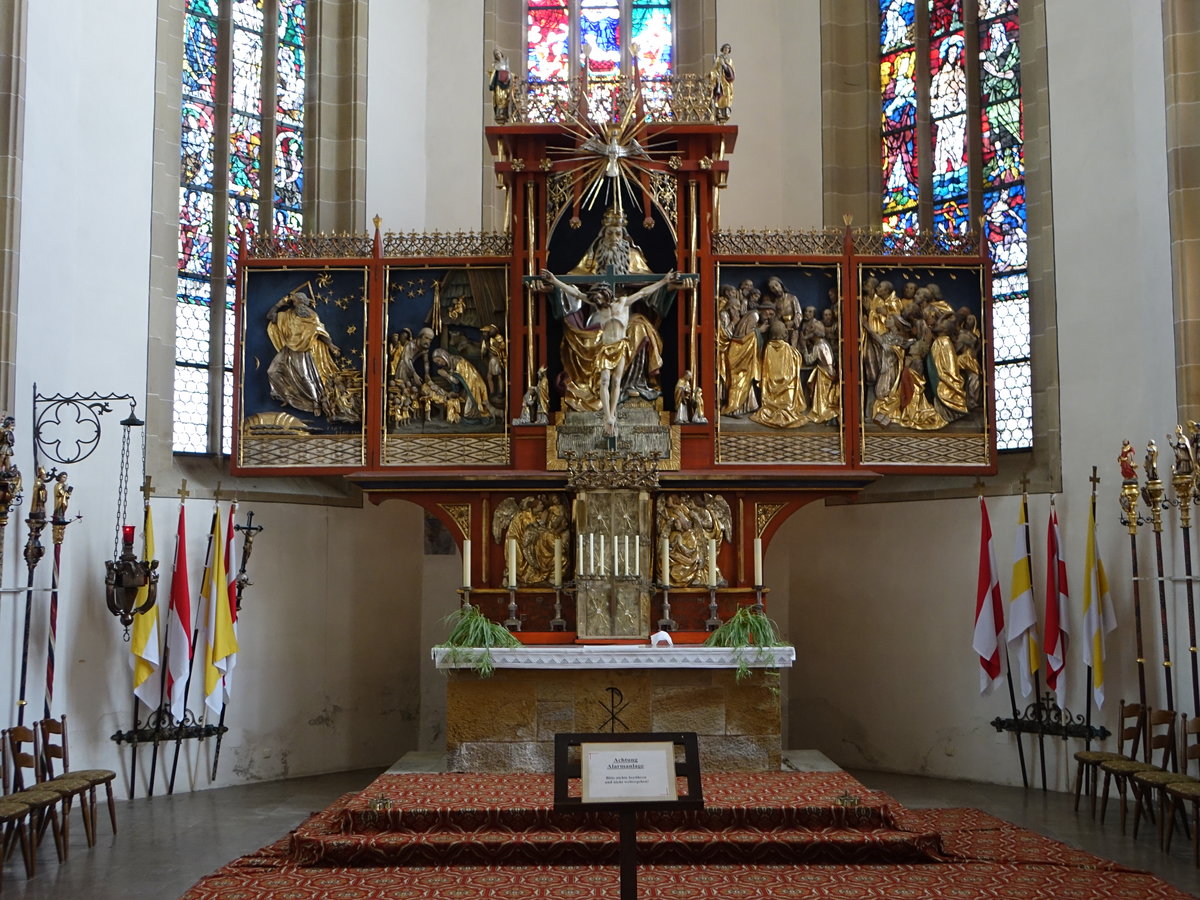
[[708, 538, 718, 587], [624, 536, 629, 576], [590, 533, 595, 575], [553, 538, 562, 588], [507, 538, 518, 588], [753, 537, 763, 587], [462, 539, 472, 589], [613, 537, 619, 577], [600, 534, 606, 575], [634, 538, 640, 578], [660, 537, 670, 586], [577, 533, 584, 572]]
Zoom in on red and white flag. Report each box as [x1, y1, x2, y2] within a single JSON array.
[[974, 496, 1006, 694], [1044, 499, 1070, 706], [165, 503, 192, 722]]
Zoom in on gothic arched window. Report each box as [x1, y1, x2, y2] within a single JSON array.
[[880, 0, 1029, 450], [175, 0, 306, 454], [526, 1, 674, 118]]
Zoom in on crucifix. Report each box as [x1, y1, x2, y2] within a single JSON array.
[[526, 212, 695, 442]]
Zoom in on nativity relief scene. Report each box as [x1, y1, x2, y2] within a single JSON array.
[[230, 33, 998, 649]]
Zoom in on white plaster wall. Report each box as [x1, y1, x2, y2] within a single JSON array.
[[366, 0, 430, 229], [782, 0, 1179, 789], [714, 0, 823, 228], [8, 1, 429, 792]]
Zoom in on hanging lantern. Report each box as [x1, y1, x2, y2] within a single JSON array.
[[104, 407, 157, 631], [104, 523, 158, 628]]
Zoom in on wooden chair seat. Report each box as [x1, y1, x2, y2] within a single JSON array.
[[36, 717, 117, 837], [0, 797, 32, 880], [1164, 780, 1200, 864], [1074, 750, 1126, 763], [1075, 701, 1144, 817], [1100, 707, 1177, 833], [6, 725, 91, 856]]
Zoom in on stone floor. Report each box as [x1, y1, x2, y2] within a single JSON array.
[[1, 755, 1197, 899]]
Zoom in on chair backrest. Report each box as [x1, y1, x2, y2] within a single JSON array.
[[5, 726, 42, 791], [1181, 714, 1200, 776], [1146, 708, 1179, 771], [1116, 700, 1145, 759], [37, 716, 70, 779]]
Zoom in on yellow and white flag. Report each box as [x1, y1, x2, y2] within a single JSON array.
[[130, 503, 161, 710], [1007, 501, 1039, 698], [1082, 502, 1117, 707], [203, 506, 238, 715]]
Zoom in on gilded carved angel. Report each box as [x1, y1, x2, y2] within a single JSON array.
[[655, 492, 731, 587], [493, 494, 570, 585]]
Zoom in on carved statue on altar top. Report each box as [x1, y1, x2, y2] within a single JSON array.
[[656, 492, 731, 587], [493, 494, 570, 585], [535, 208, 694, 438]]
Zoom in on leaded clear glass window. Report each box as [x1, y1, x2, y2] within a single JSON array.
[[176, 0, 306, 454]]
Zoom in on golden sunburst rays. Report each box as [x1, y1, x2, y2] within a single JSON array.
[[546, 90, 676, 219]]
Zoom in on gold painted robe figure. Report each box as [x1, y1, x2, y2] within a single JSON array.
[[718, 285, 760, 417], [266, 290, 341, 417], [803, 322, 839, 425], [432, 349, 492, 421], [751, 319, 808, 428]]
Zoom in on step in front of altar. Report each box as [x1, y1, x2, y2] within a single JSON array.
[[288, 771, 944, 867]]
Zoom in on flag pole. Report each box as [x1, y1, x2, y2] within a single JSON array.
[[1141, 441, 1175, 713], [1019, 486, 1048, 792], [980, 487, 1028, 789], [210, 500, 237, 783], [1085, 466, 1100, 754], [1118, 440, 1151, 758], [211, 505, 260, 782], [43, 470, 78, 720], [1171, 426, 1200, 717], [16, 469, 49, 727], [168, 505, 216, 796], [148, 481, 190, 798]]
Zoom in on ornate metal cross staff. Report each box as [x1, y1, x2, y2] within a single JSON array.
[[210, 504, 263, 782], [1118, 439, 1151, 758], [44, 469, 80, 720], [1142, 440, 1175, 712], [16, 467, 50, 726], [1169, 426, 1199, 716]]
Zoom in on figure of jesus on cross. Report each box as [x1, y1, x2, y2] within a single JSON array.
[[539, 267, 688, 437]]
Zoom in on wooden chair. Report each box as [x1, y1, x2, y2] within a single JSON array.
[[38, 716, 117, 837], [1163, 715, 1200, 862], [0, 728, 63, 870], [1074, 700, 1143, 817], [1100, 707, 1176, 833], [1132, 712, 1193, 844], [6, 725, 92, 855], [0, 794, 32, 883]]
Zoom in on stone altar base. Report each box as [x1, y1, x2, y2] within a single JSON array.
[[444, 666, 781, 774]]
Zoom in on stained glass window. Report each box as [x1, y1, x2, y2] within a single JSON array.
[[879, 0, 1029, 450], [526, 1, 674, 121], [175, 0, 305, 454]]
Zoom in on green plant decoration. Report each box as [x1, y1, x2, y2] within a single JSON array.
[[436, 604, 522, 677], [704, 605, 790, 683]]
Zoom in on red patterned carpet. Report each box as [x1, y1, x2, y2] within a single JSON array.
[[180, 771, 1196, 899]]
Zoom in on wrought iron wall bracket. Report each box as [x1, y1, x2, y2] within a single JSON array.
[[990, 692, 1111, 743], [110, 723, 228, 746], [32, 383, 142, 469]]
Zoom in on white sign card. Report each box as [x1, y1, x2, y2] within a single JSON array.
[[580, 742, 678, 804]]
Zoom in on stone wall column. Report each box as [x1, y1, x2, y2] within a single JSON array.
[[0, 0, 28, 412], [1164, 1, 1200, 424]]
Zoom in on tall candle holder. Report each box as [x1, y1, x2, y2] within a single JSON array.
[[550, 585, 567, 631], [657, 581, 676, 632], [705, 586, 722, 631], [458, 586, 472, 609], [504, 587, 522, 631], [753, 586, 764, 614]]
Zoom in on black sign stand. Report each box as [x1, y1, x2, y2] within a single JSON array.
[[553, 732, 705, 900]]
